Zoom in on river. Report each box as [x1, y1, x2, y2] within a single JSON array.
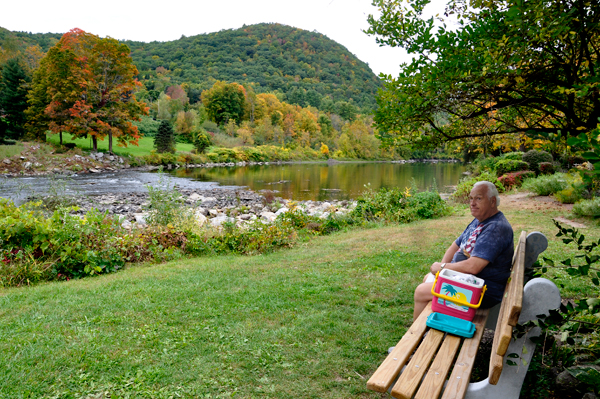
[[0, 161, 466, 205]]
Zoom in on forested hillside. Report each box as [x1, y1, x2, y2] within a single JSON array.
[[125, 23, 381, 111], [0, 23, 381, 112]]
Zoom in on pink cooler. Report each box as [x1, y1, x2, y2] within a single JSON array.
[[431, 269, 487, 321]]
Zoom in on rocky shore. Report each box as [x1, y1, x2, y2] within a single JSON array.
[[68, 187, 355, 229]]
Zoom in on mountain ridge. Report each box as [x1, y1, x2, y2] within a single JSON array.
[[1, 23, 381, 111]]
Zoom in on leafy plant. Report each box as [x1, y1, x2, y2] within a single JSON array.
[[144, 168, 185, 227], [518, 220, 600, 395], [521, 173, 571, 196], [522, 150, 554, 174], [448, 172, 503, 204], [498, 171, 535, 190], [495, 159, 530, 176]]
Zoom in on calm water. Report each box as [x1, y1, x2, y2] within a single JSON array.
[[0, 162, 466, 204], [168, 161, 466, 201]]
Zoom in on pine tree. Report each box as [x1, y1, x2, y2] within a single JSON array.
[[0, 58, 31, 142], [154, 120, 175, 153]]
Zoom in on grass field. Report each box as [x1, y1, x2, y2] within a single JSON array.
[[0, 197, 598, 398], [45, 132, 195, 157]]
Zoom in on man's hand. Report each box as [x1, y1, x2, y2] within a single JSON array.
[[429, 262, 444, 275]]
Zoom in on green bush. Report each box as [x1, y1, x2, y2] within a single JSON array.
[[521, 173, 571, 196], [554, 185, 584, 204], [523, 149, 553, 174], [495, 159, 530, 176], [502, 151, 524, 161], [573, 197, 600, 218], [193, 129, 212, 154], [539, 162, 555, 175], [352, 184, 450, 223], [449, 172, 504, 204]]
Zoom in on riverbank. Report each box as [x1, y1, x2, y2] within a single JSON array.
[[0, 141, 461, 178]]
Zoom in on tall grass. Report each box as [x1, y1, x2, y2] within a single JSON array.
[[0, 142, 25, 159]]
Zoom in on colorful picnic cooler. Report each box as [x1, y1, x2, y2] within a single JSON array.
[[426, 269, 487, 338], [430, 268, 487, 321]]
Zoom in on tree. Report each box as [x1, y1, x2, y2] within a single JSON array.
[[201, 81, 247, 126], [0, 58, 30, 142], [26, 28, 148, 152], [154, 120, 175, 153], [366, 0, 600, 149]]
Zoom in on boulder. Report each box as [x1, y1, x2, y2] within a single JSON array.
[[210, 214, 234, 227], [260, 211, 277, 222], [194, 210, 208, 226]]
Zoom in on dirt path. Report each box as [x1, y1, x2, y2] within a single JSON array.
[[501, 191, 587, 228]]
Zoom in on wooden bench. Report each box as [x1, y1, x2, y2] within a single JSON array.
[[367, 231, 562, 399]]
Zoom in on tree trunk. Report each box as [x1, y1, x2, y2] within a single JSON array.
[[92, 136, 98, 152], [108, 132, 113, 154], [59, 132, 63, 145]]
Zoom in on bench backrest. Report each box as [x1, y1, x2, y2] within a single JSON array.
[[488, 230, 526, 383]]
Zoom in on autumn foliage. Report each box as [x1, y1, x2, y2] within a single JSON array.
[[26, 28, 148, 152]]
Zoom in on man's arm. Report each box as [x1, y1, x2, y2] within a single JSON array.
[[441, 242, 459, 263], [430, 255, 489, 276]]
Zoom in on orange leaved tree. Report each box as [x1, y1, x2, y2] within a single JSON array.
[[26, 28, 148, 152]]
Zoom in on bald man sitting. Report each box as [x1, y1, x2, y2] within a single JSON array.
[[413, 181, 514, 320]]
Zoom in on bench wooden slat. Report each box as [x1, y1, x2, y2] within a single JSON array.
[[440, 307, 490, 399], [489, 231, 527, 384], [366, 303, 433, 393], [506, 231, 527, 327], [391, 329, 445, 399], [414, 334, 462, 399]]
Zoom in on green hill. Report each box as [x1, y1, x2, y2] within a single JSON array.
[[1, 23, 382, 112]]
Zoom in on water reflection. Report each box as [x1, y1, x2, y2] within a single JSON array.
[[170, 161, 466, 201]]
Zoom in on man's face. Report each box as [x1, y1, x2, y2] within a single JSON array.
[[469, 184, 496, 221]]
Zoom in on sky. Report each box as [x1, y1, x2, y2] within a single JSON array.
[[1, 0, 447, 77]]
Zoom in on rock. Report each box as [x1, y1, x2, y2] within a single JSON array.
[[208, 209, 218, 217], [121, 220, 132, 229], [195, 207, 208, 216], [275, 207, 289, 216], [96, 152, 104, 159], [194, 210, 208, 226], [3, 159, 11, 165], [260, 211, 277, 222], [89, 168, 101, 173], [23, 162, 32, 169], [210, 214, 234, 227], [319, 211, 330, 219], [239, 214, 253, 221], [188, 193, 203, 202], [133, 213, 147, 225]]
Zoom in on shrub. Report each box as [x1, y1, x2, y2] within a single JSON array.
[[554, 185, 584, 204], [522, 149, 553, 174], [498, 170, 536, 190], [495, 159, 530, 176], [351, 184, 450, 223], [449, 172, 504, 204], [193, 129, 212, 154], [539, 161, 555, 175], [521, 173, 571, 196], [502, 151, 524, 161], [144, 150, 178, 166], [572, 197, 600, 218]]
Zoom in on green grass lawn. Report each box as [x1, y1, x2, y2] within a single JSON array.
[[0, 198, 598, 398], [46, 132, 195, 157]]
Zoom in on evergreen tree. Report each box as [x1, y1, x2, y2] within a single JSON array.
[[0, 58, 30, 142], [154, 120, 175, 153]]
